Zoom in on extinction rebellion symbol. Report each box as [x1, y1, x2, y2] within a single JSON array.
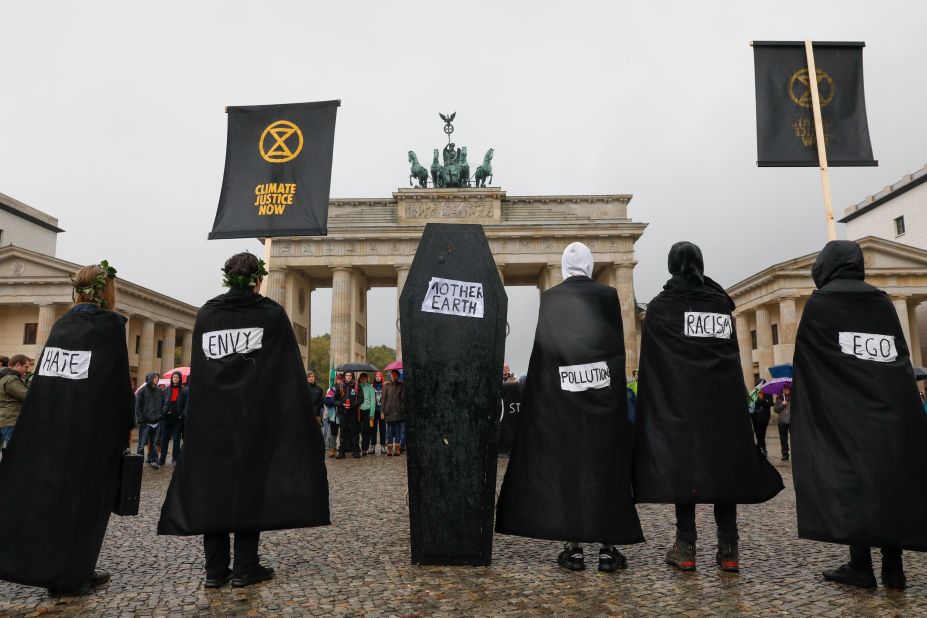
[[788, 68, 835, 108], [259, 120, 304, 163]]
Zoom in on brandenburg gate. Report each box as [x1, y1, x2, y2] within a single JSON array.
[[261, 187, 647, 376]]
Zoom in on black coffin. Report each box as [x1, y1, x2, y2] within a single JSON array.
[[400, 223, 507, 565]]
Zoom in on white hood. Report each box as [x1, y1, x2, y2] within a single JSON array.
[[561, 242, 594, 281]]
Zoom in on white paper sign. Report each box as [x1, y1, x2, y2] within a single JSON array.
[[421, 277, 484, 318], [559, 361, 611, 392], [683, 311, 733, 339], [38, 347, 91, 380], [838, 331, 898, 363], [202, 327, 264, 359]]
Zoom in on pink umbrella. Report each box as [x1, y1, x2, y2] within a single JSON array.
[[161, 367, 190, 384], [384, 360, 403, 371]]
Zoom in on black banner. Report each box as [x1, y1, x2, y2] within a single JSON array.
[[498, 381, 524, 455], [209, 100, 339, 239], [752, 42, 876, 167]]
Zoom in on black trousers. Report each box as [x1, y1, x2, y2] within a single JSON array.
[[850, 545, 903, 571], [204, 532, 259, 577], [360, 414, 372, 451], [675, 504, 738, 545], [753, 419, 769, 453], [778, 422, 791, 457], [370, 415, 385, 446], [339, 410, 361, 455]]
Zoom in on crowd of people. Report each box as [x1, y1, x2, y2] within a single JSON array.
[[134, 371, 187, 469]]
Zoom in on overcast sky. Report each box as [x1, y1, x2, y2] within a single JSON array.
[[2, 1, 926, 373]]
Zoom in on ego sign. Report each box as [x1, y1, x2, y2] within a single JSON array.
[[683, 312, 732, 339], [202, 327, 264, 360], [38, 347, 91, 380], [838, 331, 898, 363], [421, 277, 484, 318]]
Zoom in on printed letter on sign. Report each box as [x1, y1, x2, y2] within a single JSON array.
[[838, 331, 898, 363], [558, 361, 611, 392], [202, 328, 264, 360], [420, 277, 485, 318], [683, 312, 733, 339], [38, 347, 92, 380]]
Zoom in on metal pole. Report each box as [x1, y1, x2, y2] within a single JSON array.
[[804, 40, 837, 241]]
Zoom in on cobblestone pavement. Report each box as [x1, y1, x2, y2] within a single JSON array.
[[1, 432, 925, 617]]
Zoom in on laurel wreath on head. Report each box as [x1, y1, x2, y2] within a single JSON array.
[[71, 260, 117, 308], [222, 258, 268, 289]]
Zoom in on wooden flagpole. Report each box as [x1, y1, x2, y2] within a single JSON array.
[[804, 40, 837, 241]]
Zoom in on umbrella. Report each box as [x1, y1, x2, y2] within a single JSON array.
[[335, 362, 378, 372], [384, 360, 403, 371], [914, 367, 927, 381], [768, 363, 793, 379], [760, 377, 792, 396], [160, 367, 190, 384]]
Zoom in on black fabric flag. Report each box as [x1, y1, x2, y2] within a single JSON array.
[[209, 100, 339, 239], [753, 42, 876, 167]]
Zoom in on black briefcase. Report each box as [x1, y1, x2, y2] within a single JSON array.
[[113, 452, 143, 516]]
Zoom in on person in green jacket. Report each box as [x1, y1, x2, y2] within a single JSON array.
[[358, 373, 377, 456], [0, 354, 31, 453]]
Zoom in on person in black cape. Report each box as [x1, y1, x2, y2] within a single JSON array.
[[496, 242, 644, 573], [792, 240, 927, 590], [158, 252, 330, 588], [0, 262, 134, 596], [632, 242, 783, 574]]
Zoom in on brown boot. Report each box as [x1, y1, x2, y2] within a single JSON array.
[[386, 443, 393, 456], [327, 448, 336, 458]]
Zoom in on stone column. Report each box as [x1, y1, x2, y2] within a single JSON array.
[[496, 264, 505, 285], [546, 264, 562, 290], [615, 264, 638, 377], [181, 330, 193, 366], [138, 318, 156, 379], [124, 314, 132, 348], [263, 268, 287, 306], [893, 296, 913, 362], [755, 307, 775, 381], [735, 314, 754, 388], [331, 268, 353, 369], [396, 266, 410, 358], [908, 300, 923, 367], [161, 326, 176, 373], [35, 304, 57, 352], [778, 297, 798, 363]]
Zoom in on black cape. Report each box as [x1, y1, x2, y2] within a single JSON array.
[[495, 277, 644, 545], [632, 267, 783, 504], [792, 241, 927, 550], [0, 305, 134, 590], [498, 381, 524, 455], [158, 288, 329, 535]]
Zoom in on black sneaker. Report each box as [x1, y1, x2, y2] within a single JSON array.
[[335, 452, 345, 459], [822, 563, 877, 589], [352, 452, 362, 459], [231, 565, 275, 588], [716, 542, 739, 573], [882, 568, 907, 590], [598, 546, 627, 572], [90, 570, 111, 588], [557, 547, 585, 571], [149, 461, 160, 469], [47, 582, 90, 597], [781, 454, 790, 461], [204, 569, 232, 588]]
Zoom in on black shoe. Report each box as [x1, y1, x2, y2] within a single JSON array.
[[361, 451, 368, 457], [149, 461, 160, 469], [204, 569, 232, 588], [882, 568, 907, 590], [231, 565, 274, 588], [822, 563, 877, 589], [335, 452, 345, 459], [781, 454, 789, 461], [716, 542, 739, 573], [598, 546, 627, 572], [47, 581, 91, 597], [352, 452, 362, 459], [90, 570, 111, 588], [557, 547, 585, 571], [665, 541, 697, 571]]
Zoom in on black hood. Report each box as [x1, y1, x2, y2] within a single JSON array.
[[668, 241, 704, 284], [812, 241, 865, 289]]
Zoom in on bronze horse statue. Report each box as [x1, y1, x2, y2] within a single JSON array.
[[430, 149, 446, 188], [474, 148, 494, 187], [459, 147, 470, 187], [408, 151, 429, 188]]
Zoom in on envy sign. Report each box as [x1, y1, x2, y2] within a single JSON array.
[[38, 347, 91, 380], [838, 331, 898, 363], [202, 327, 264, 359], [421, 277, 484, 318]]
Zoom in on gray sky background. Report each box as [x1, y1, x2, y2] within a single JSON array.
[[2, 1, 926, 373]]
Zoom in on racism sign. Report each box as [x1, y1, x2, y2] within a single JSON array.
[[209, 100, 339, 239], [683, 311, 733, 339]]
